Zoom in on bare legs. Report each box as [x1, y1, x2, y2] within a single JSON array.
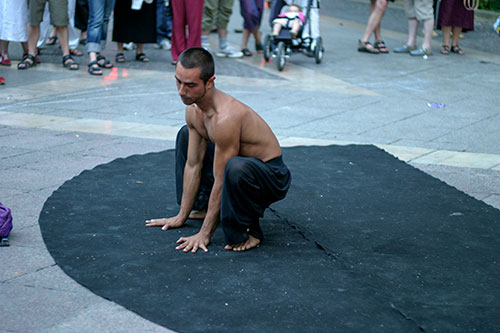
[[442, 26, 464, 54], [240, 27, 262, 53]]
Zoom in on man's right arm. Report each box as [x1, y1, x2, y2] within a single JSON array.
[[145, 112, 207, 230]]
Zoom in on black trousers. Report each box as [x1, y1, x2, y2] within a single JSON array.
[[175, 125, 292, 245]]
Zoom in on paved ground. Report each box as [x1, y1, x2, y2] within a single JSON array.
[[1, 1, 499, 332]]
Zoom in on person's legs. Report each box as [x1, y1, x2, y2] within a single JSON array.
[[221, 156, 291, 250], [171, 0, 187, 61], [441, 25, 451, 54], [422, 17, 434, 50], [175, 125, 215, 212], [361, 0, 386, 43], [450, 26, 464, 54], [86, 0, 105, 73], [407, 17, 418, 47], [201, 0, 216, 49], [185, 0, 203, 49]]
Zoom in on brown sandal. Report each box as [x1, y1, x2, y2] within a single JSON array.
[[357, 40, 379, 54]]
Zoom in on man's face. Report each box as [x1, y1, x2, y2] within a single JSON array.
[[175, 63, 207, 105]]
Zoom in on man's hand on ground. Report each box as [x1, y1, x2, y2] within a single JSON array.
[[175, 232, 210, 253], [145, 216, 185, 230]]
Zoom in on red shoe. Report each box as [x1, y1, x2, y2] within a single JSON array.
[[0, 77, 5, 85], [0, 55, 11, 66]]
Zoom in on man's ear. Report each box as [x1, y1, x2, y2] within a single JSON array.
[[207, 76, 216, 88]]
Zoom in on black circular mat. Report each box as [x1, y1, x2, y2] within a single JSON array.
[[39, 145, 500, 332]]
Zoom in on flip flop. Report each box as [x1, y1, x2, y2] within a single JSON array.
[[46, 35, 57, 45], [70, 49, 83, 56]]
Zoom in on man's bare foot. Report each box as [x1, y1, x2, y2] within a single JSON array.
[[224, 235, 261, 252], [188, 209, 206, 220]]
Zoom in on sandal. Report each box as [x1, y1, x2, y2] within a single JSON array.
[[255, 43, 264, 54], [46, 35, 57, 46], [116, 52, 126, 63], [88, 60, 103, 75], [440, 45, 450, 55], [69, 48, 83, 56], [96, 55, 113, 68], [1, 55, 11, 66], [357, 40, 379, 54], [23, 53, 41, 64], [451, 45, 464, 55], [62, 54, 80, 70], [374, 40, 389, 53], [241, 48, 252, 57], [17, 54, 36, 70], [135, 53, 150, 62]]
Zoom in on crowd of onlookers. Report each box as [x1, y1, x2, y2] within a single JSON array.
[[0, 0, 477, 84], [359, 0, 474, 56], [0, 0, 279, 78]]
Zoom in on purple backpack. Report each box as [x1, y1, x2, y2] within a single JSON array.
[[0, 202, 13, 246]]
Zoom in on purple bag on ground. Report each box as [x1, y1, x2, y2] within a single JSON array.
[[0, 202, 13, 246]]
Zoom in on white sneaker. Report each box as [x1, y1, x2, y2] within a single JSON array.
[[215, 45, 243, 58], [123, 42, 135, 50], [160, 39, 171, 50], [202, 43, 212, 53]]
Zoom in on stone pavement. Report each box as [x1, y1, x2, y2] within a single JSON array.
[[1, 1, 499, 331]]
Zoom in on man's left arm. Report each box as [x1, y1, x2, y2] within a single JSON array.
[[175, 121, 240, 253]]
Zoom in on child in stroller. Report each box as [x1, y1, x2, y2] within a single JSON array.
[[272, 4, 305, 39], [263, 0, 323, 71]]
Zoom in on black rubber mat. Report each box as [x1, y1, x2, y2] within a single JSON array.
[[39, 145, 500, 332]]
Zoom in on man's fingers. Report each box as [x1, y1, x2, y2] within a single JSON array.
[[200, 244, 208, 252], [191, 244, 199, 253], [162, 224, 169, 231], [176, 237, 186, 244]]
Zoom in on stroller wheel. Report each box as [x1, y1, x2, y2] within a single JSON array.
[[277, 41, 286, 71], [315, 37, 324, 64], [263, 35, 272, 62]]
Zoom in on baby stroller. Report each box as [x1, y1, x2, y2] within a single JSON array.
[[263, 0, 323, 71]]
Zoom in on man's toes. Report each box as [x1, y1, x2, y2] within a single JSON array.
[[224, 245, 233, 251]]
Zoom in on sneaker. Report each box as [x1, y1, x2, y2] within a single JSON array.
[[160, 39, 171, 50], [202, 43, 212, 53], [215, 45, 243, 58], [123, 42, 135, 50]]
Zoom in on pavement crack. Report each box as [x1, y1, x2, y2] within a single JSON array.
[[269, 208, 339, 261], [390, 303, 426, 332]]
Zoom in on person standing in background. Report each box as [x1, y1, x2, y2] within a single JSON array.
[[239, 0, 264, 56], [436, 0, 474, 55], [201, 0, 243, 58], [86, 0, 115, 75], [358, 0, 390, 54], [113, 0, 157, 63], [170, 0, 204, 64], [0, 0, 29, 66]]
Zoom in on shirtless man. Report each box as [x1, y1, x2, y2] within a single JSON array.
[[145, 47, 291, 253]]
